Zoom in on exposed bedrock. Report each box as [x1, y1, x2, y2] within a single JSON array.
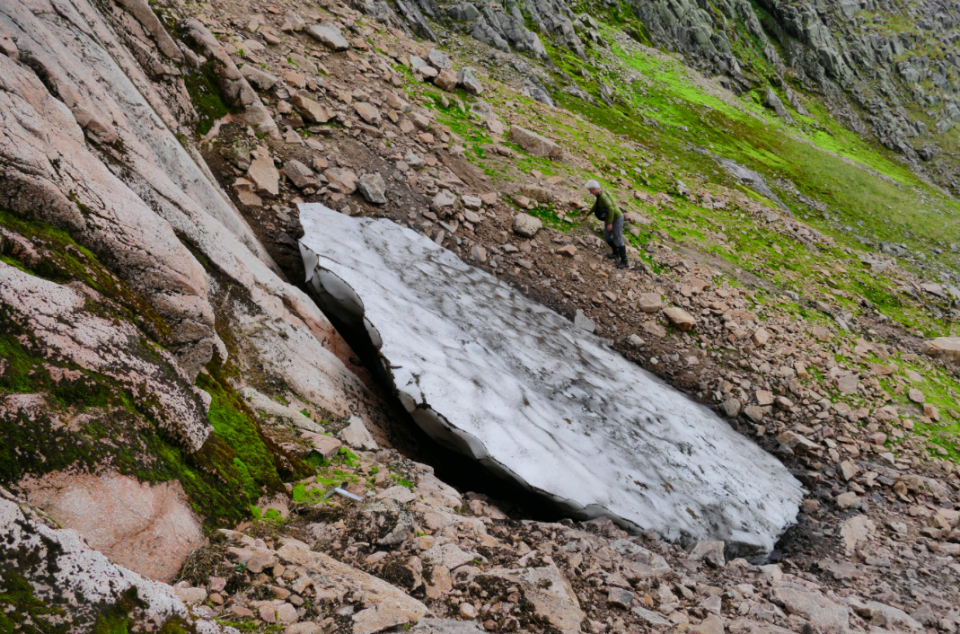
[[0, 0, 382, 581], [299, 204, 804, 559]]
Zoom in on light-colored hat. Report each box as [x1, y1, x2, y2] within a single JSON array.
[[585, 179, 600, 190]]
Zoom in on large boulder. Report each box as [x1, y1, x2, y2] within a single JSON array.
[[509, 126, 562, 158], [21, 473, 203, 582]]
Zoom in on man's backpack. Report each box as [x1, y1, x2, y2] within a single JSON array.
[[593, 194, 607, 221]]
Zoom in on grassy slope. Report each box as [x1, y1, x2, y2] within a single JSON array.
[[386, 11, 960, 463]]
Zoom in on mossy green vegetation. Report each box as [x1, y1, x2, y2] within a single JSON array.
[[182, 60, 236, 136], [0, 570, 69, 634], [0, 211, 308, 525]]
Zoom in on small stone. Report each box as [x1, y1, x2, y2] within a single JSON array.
[[338, 416, 378, 450], [357, 173, 388, 205], [908, 388, 925, 403], [688, 541, 725, 568], [752, 327, 770, 346], [512, 213, 542, 238], [459, 603, 478, 619], [432, 189, 458, 212], [426, 49, 451, 70], [774, 396, 794, 410], [462, 195, 483, 210], [291, 94, 332, 124], [691, 613, 724, 634], [923, 403, 940, 420], [283, 159, 316, 189], [324, 168, 359, 194], [556, 245, 577, 257], [457, 67, 484, 95], [509, 127, 562, 159], [820, 560, 860, 581], [701, 595, 722, 616], [354, 102, 381, 125], [637, 293, 662, 313], [626, 334, 645, 347], [306, 23, 349, 51], [248, 152, 280, 196], [720, 398, 741, 418], [310, 434, 342, 459], [240, 65, 279, 91], [838, 461, 858, 481], [607, 587, 635, 609], [837, 374, 859, 395], [632, 606, 672, 626], [175, 587, 207, 604], [755, 390, 774, 406], [434, 69, 458, 92], [771, 586, 849, 631], [742, 405, 764, 423], [840, 514, 874, 554], [664, 306, 696, 331], [574, 309, 595, 333], [835, 492, 859, 509]]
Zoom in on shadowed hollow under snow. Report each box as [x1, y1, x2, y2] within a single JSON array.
[[299, 204, 803, 556]]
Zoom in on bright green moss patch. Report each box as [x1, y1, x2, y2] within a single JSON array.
[[197, 370, 290, 503], [182, 60, 235, 136]]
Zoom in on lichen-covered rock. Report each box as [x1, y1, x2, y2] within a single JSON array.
[[0, 261, 212, 452], [0, 487, 229, 632]]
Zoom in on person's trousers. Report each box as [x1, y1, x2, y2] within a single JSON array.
[[604, 215, 625, 249]]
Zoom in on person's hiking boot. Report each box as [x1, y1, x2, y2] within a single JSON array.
[[617, 246, 628, 269]]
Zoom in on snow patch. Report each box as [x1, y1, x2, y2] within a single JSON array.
[[299, 204, 802, 557]]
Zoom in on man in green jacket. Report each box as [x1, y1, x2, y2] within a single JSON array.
[[584, 179, 628, 269]]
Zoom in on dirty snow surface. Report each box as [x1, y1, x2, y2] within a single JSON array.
[[299, 204, 802, 556]]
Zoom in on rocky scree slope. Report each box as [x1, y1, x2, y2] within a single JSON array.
[[3, 0, 960, 631], [155, 0, 960, 630]]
